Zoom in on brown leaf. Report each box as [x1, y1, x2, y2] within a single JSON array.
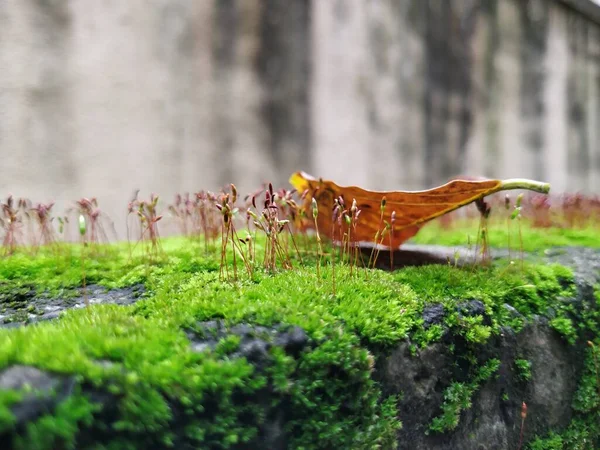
[[289, 171, 550, 249]]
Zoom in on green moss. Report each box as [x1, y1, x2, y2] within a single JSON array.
[[14, 393, 99, 450], [0, 235, 597, 448], [0, 390, 21, 434], [428, 358, 500, 433], [515, 359, 532, 381], [394, 262, 576, 349], [0, 261, 407, 448], [412, 221, 600, 251]]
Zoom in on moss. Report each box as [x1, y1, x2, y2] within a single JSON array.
[[412, 221, 600, 251], [13, 393, 99, 450], [0, 390, 21, 434], [0, 235, 597, 448], [394, 262, 576, 349], [428, 358, 501, 433], [0, 264, 405, 448], [515, 359, 532, 381]]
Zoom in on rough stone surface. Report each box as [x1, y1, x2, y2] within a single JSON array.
[[373, 247, 599, 450], [0, 365, 76, 426], [0, 284, 145, 328], [422, 303, 446, 328], [2, 1, 600, 239], [187, 320, 310, 364]]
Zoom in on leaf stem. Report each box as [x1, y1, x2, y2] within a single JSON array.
[[498, 179, 550, 194]]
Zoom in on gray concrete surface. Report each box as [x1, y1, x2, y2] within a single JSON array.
[[1, 0, 599, 237]]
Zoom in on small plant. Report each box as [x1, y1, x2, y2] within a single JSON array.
[[29, 202, 57, 253], [429, 359, 500, 433], [331, 200, 340, 295], [389, 210, 396, 270], [128, 193, 163, 262], [511, 193, 524, 271], [515, 358, 532, 381], [71, 197, 113, 253], [517, 401, 528, 450], [56, 216, 69, 243], [368, 197, 388, 270], [528, 194, 552, 228], [348, 199, 362, 274], [215, 185, 252, 281], [475, 197, 491, 266], [0, 195, 27, 255], [274, 187, 303, 264], [79, 214, 89, 307], [248, 184, 293, 274], [168, 193, 194, 237], [312, 198, 322, 280], [505, 194, 512, 260], [195, 191, 220, 254]]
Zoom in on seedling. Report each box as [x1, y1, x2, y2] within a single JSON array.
[[250, 184, 293, 274], [128, 193, 164, 262], [79, 214, 89, 307], [275, 188, 303, 264], [389, 211, 396, 270], [30, 202, 57, 253], [168, 193, 194, 237], [0, 195, 27, 255], [475, 198, 491, 266], [370, 198, 393, 271], [195, 191, 220, 254], [70, 198, 112, 254], [511, 194, 524, 271], [368, 197, 387, 270], [312, 198, 322, 280], [349, 199, 362, 275], [57, 216, 69, 242], [331, 202, 340, 295], [215, 185, 252, 281]]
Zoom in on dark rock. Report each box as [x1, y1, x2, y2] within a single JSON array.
[[457, 299, 492, 326], [0, 284, 146, 329], [0, 365, 75, 427], [375, 246, 600, 449], [457, 299, 486, 317], [274, 326, 309, 356], [237, 339, 271, 364], [422, 303, 445, 328], [376, 342, 451, 445], [228, 323, 255, 337], [515, 319, 580, 433], [502, 304, 522, 319], [188, 321, 310, 360]]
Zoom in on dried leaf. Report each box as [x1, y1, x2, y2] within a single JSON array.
[[289, 171, 550, 249]]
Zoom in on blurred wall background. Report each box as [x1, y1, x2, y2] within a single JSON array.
[[0, 0, 599, 234]]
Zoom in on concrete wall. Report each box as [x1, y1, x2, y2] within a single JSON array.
[[1, 0, 599, 235]]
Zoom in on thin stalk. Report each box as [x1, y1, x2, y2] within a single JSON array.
[[81, 243, 88, 307], [286, 224, 303, 264], [331, 220, 336, 296], [518, 218, 524, 272], [588, 341, 600, 400], [517, 402, 527, 450]]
